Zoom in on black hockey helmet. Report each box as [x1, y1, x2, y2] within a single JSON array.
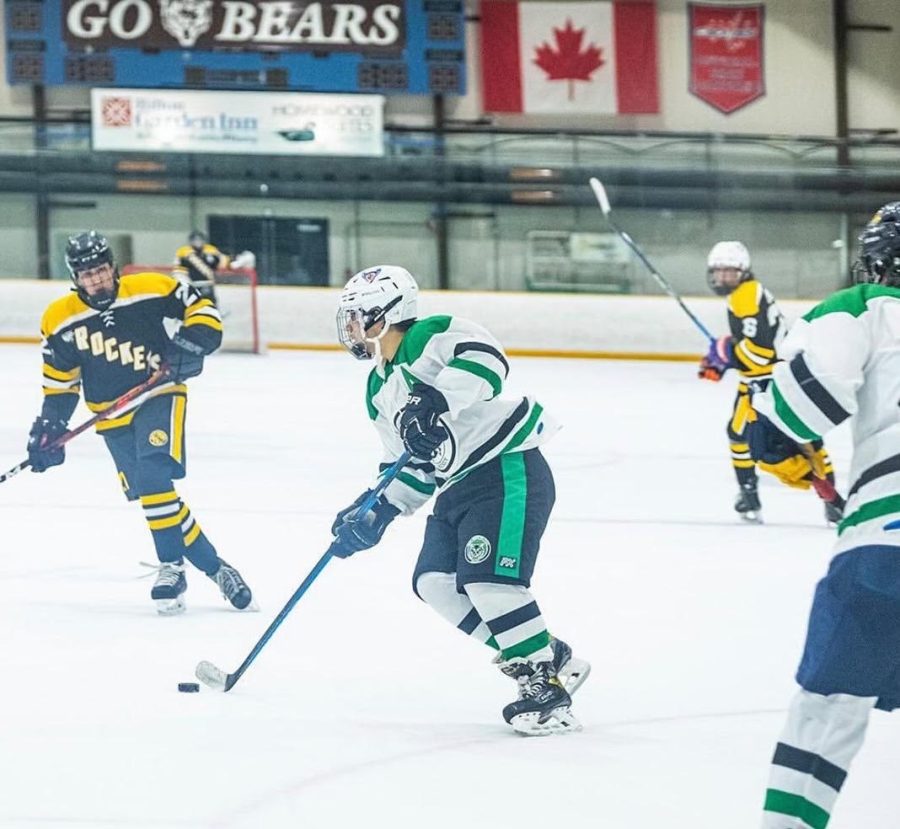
[[854, 220, 900, 286], [866, 201, 900, 229], [65, 230, 119, 310], [189, 229, 207, 248]]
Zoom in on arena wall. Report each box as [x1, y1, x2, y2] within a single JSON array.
[[0, 280, 816, 358]]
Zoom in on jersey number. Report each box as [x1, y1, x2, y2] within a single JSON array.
[[174, 282, 193, 306], [742, 317, 757, 338]]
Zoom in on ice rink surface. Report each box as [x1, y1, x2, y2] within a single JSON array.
[[1, 344, 898, 829]]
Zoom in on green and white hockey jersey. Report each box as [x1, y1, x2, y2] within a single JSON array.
[[754, 284, 900, 551], [366, 315, 558, 515]]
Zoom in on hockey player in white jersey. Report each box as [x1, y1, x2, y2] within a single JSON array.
[[331, 265, 589, 736], [749, 208, 900, 828]]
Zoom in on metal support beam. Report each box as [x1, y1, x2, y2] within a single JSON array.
[[433, 94, 450, 290], [32, 85, 51, 279], [833, 0, 851, 167]]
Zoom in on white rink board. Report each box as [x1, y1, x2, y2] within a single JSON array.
[[0, 345, 898, 828], [0, 279, 818, 356]]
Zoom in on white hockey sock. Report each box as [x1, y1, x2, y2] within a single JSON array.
[[464, 582, 554, 664], [762, 689, 875, 829], [415, 571, 494, 646]]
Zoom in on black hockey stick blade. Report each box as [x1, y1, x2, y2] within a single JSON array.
[[0, 459, 32, 485], [195, 660, 232, 692]]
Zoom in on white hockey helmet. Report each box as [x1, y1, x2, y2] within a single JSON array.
[[336, 265, 419, 360], [706, 241, 752, 296]]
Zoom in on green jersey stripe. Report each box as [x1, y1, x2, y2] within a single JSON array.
[[505, 402, 544, 453], [764, 789, 830, 829], [396, 471, 436, 495], [803, 283, 900, 322], [366, 369, 385, 421], [772, 382, 820, 441], [393, 315, 452, 365], [496, 452, 526, 578], [838, 494, 900, 535], [447, 356, 503, 398]]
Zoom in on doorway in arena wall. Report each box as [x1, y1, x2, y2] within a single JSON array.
[[208, 216, 329, 286]]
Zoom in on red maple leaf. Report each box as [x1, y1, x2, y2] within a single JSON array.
[[533, 19, 604, 101]]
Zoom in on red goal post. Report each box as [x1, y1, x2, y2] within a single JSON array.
[[120, 264, 261, 354]]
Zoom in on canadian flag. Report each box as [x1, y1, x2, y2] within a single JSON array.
[[481, 1, 659, 114]]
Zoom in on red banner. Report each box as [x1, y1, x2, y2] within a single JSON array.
[[689, 3, 764, 114]]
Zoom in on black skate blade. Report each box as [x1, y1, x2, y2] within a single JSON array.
[[510, 706, 582, 737], [195, 660, 229, 692]]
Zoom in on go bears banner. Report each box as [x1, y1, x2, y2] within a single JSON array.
[[689, 3, 765, 114]]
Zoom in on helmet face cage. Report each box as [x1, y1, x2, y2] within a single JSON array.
[[65, 231, 119, 310], [336, 267, 416, 360], [336, 295, 402, 360], [337, 306, 377, 360]]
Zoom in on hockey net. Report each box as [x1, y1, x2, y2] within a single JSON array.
[[120, 265, 261, 354]]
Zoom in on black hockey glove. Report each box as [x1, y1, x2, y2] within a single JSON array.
[[746, 411, 822, 490], [399, 383, 449, 460], [165, 330, 206, 382], [745, 411, 800, 465], [329, 491, 401, 559], [27, 416, 68, 473]]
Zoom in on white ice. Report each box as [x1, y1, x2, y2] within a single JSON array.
[[1, 344, 898, 829]]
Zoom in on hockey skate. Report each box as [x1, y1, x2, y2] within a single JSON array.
[[502, 660, 581, 736], [735, 481, 762, 524], [495, 638, 590, 699], [150, 561, 187, 616], [550, 637, 591, 695], [208, 560, 254, 610]]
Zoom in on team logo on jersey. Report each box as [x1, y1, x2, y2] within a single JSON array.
[[464, 535, 492, 565], [148, 429, 169, 447], [431, 420, 456, 473]]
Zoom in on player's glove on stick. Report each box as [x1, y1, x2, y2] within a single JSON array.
[[698, 335, 733, 382], [330, 491, 401, 558], [165, 329, 207, 381], [27, 416, 68, 473], [399, 383, 449, 460], [746, 410, 815, 490]]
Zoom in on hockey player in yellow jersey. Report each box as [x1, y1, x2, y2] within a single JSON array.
[[697, 241, 843, 524], [172, 231, 229, 301], [27, 231, 254, 615]]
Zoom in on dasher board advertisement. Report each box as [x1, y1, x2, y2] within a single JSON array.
[[91, 88, 385, 156]]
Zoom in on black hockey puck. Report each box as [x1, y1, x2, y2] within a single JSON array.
[[178, 682, 200, 693]]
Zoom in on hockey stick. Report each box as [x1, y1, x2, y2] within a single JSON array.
[[195, 450, 414, 693], [589, 177, 716, 344], [0, 366, 172, 485], [799, 443, 841, 504]]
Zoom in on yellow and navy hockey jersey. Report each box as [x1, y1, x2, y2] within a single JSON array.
[[726, 279, 785, 379], [39, 272, 222, 432], [173, 243, 229, 284]]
